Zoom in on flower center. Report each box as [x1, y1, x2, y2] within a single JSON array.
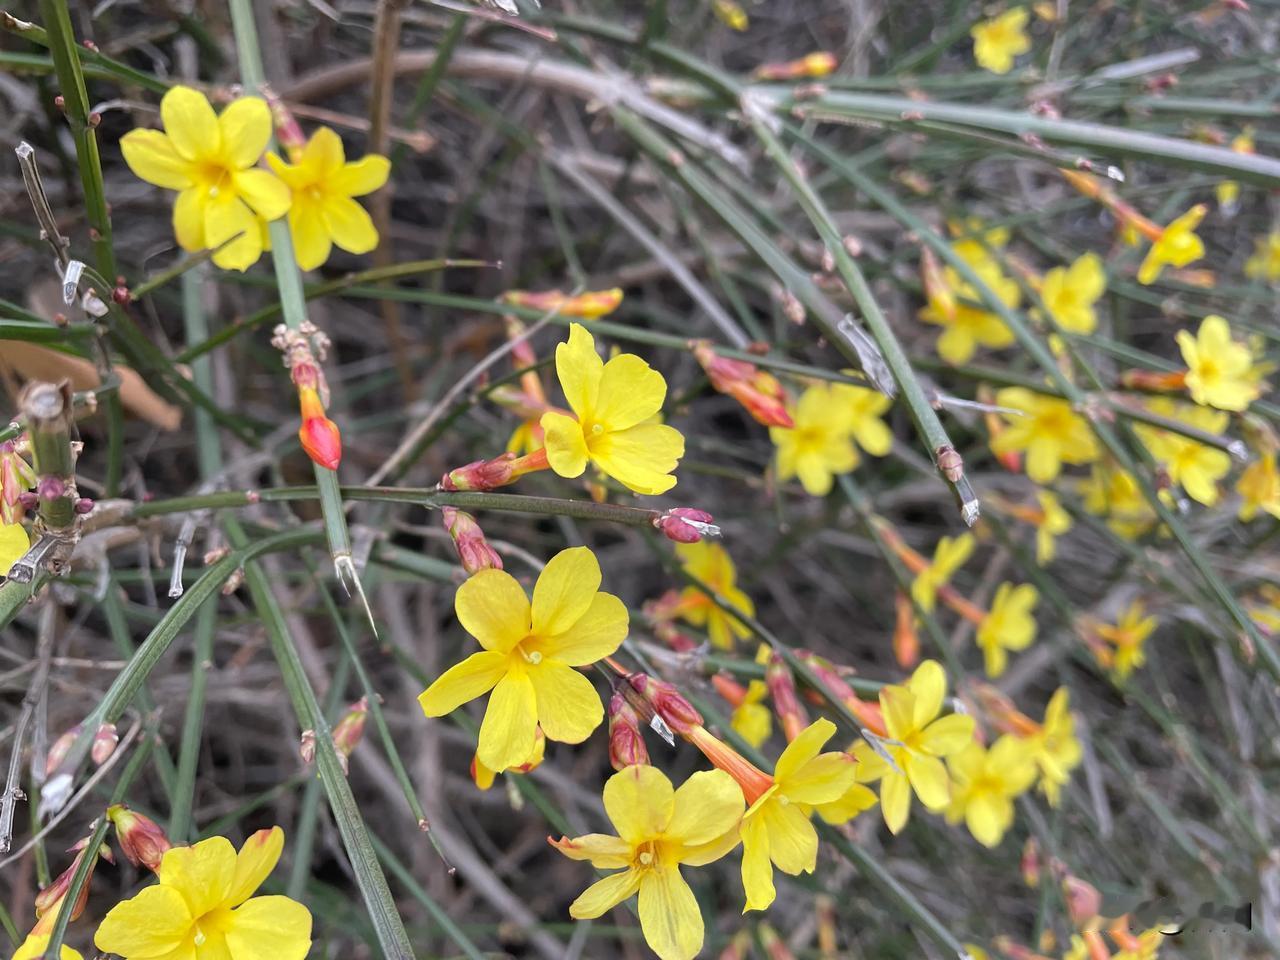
[[195, 161, 232, 198], [634, 840, 660, 870]]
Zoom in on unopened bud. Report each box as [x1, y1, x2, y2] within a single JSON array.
[[765, 655, 808, 742], [500, 287, 624, 320], [893, 590, 919, 668], [654, 507, 720, 544], [262, 83, 307, 163], [608, 692, 650, 771], [18, 491, 39, 510], [107, 804, 172, 872], [442, 506, 503, 574], [299, 729, 317, 765], [74, 497, 94, 514], [692, 340, 794, 427], [1021, 837, 1041, 887], [91, 722, 118, 765], [45, 724, 81, 778], [37, 476, 66, 501], [442, 448, 548, 491], [778, 287, 805, 325], [112, 285, 131, 305], [298, 387, 342, 470], [35, 838, 111, 920], [1062, 874, 1102, 926], [753, 51, 837, 81], [628, 673, 703, 737], [333, 696, 370, 762]]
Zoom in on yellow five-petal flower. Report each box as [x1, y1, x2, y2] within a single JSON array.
[[770, 383, 860, 496], [1039, 252, 1106, 335], [971, 8, 1032, 74], [674, 541, 755, 650], [1176, 314, 1260, 412], [419, 546, 627, 771], [991, 387, 1100, 483], [1025, 687, 1081, 807], [1138, 204, 1206, 285], [120, 86, 291, 271], [945, 735, 1037, 847], [976, 582, 1039, 678]]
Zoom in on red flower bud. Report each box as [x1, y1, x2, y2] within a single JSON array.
[[655, 507, 719, 544], [442, 507, 503, 575], [333, 697, 370, 761], [299, 387, 342, 470], [1062, 874, 1102, 926], [628, 673, 702, 737], [607, 692, 650, 771], [107, 804, 172, 872], [91, 722, 118, 765], [45, 724, 81, 778], [765, 656, 808, 742], [441, 448, 548, 491], [35, 838, 111, 920]]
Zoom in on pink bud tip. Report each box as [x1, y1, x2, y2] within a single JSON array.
[[655, 507, 719, 543]]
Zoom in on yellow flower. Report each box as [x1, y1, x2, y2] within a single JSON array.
[[948, 218, 1010, 266], [1, 521, 29, 577], [1238, 452, 1280, 522], [120, 86, 291, 271], [976, 582, 1038, 678], [1244, 231, 1280, 281], [1137, 204, 1206, 285], [1113, 926, 1164, 960], [541, 324, 684, 495], [13, 935, 82, 960], [1080, 463, 1156, 539], [1034, 490, 1072, 565], [675, 541, 755, 650], [266, 127, 389, 271], [95, 828, 311, 960], [740, 718, 861, 911], [1176, 314, 1260, 411], [770, 383, 859, 496], [418, 547, 627, 771], [1026, 687, 1081, 807], [971, 7, 1032, 74], [945, 735, 1036, 847], [919, 259, 1018, 365], [1135, 400, 1231, 506], [910, 533, 974, 613], [730, 679, 772, 748], [830, 382, 894, 456], [1039, 252, 1106, 335], [852, 660, 976, 834], [1097, 600, 1157, 681], [551, 765, 744, 960], [991, 387, 1100, 483]]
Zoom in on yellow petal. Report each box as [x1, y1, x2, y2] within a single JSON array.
[[555, 323, 603, 419], [637, 866, 703, 960], [1, 523, 29, 577], [603, 764, 674, 844], [758, 799, 818, 875], [541, 410, 589, 478], [233, 169, 291, 221], [850, 741, 890, 782], [781, 752, 857, 805], [528, 660, 602, 744], [814, 782, 878, 825], [905, 753, 951, 811], [569, 868, 641, 920], [302, 126, 346, 176], [666, 769, 744, 846], [419, 651, 508, 717], [322, 196, 378, 255], [681, 822, 744, 867], [964, 793, 1008, 848], [159, 836, 236, 917], [476, 668, 537, 772], [205, 197, 262, 272], [173, 188, 207, 252], [288, 200, 332, 272], [774, 717, 836, 784], [217, 97, 272, 169], [94, 884, 194, 957], [537, 592, 627, 666], [224, 895, 312, 960], [265, 152, 313, 192], [455, 568, 530, 652], [226, 827, 283, 907], [918, 713, 976, 756], [589, 422, 684, 495], [879, 686, 916, 741], [161, 85, 220, 161], [550, 833, 633, 869], [531, 546, 600, 637], [907, 659, 946, 728], [880, 771, 911, 833], [333, 155, 391, 197], [13, 934, 84, 960], [593, 354, 667, 431], [120, 129, 193, 189], [740, 813, 775, 912]]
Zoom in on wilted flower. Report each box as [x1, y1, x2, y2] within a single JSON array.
[[991, 388, 1100, 483], [119, 86, 290, 271], [976, 583, 1039, 678], [266, 127, 389, 270], [551, 765, 744, 960], [419, 547, 627, 771], [1138, 205, 1206, 285], [971, 8, 1031, 74], [1176, 314, 1261, 411], [945, 735, 1037, 847]]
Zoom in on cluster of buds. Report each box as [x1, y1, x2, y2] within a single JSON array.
[[653, 507, 719, 544], [499, 287, 624, 320], [607, 690, 650, 770], [34, 836, 113, 926], [107, 804, 172, 872], [440, 448, 549, 491], [692, 340, 793, 428], [752, 51, 837, 81], [0, 437, 35, 524], [272, 323, 342, 471], [441, 507, 502, 575]]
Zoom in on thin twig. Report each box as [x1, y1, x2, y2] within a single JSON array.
[[0, 604, 56, 853]]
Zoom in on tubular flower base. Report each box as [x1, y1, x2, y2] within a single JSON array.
[[692, 341, 793, 428], [500, 287, 624, 320], [441, 448, 550, 491], [551, 765, 744, 960]]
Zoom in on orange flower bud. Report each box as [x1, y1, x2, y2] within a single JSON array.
[[91, 722, 118, 765], [441, 507, 503, 575], [628, 673, 703, 737], [607, 691, 650, 771], [711, 672, 749, 707], [297, 386, 342, 470], [893, 590, 920, 668], [107, 803, 172, 872], [692, 341, 794, 427], [753, 51, 838, 81], [765, 656, 808, 742], [1063, 874, 1102, 927], [687, 723, 774, 805], [441, 448, 549, 491], [500, 287, 624, 320]]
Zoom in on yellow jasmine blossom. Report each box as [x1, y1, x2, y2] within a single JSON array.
[[13, 935, 82, 960], [991, 387, 1100, 483], [541, 324, 684, 495], [911, 533, 974, 613], [945, 735, 1036, 847], [674, 542, 755, 650], [948, 218, 1011, 266], [1026, 687, 1081, 807], [852, 660, 976, 834], [120, 86, 291, 271], [731, 679, 772, 748], [418, 547, 627, 771], [1137, 204, 1206, 285], [1039, 252, 1106, 335], [551, 765, 744, 960], [770, 383, 859, 496], [1244, 231, 1280, 282], [1238, 452, 1280, 522], [976, 582, 1039, 678], [831, 381, 894, 456], [919, 259, 1018, 365], [1034, 490, 1072, 565], [1176, 314, 1260, 411], [266, 127, 390, 271], [971, 8, 1032, 74], [1136, 400, 1231, 506], [1080, 463, 1156, 539], [1, 521, 29, 577], [1097, 600, 1157, 681], [95, 828, 311, 960], [740, 718, 860, 911]]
